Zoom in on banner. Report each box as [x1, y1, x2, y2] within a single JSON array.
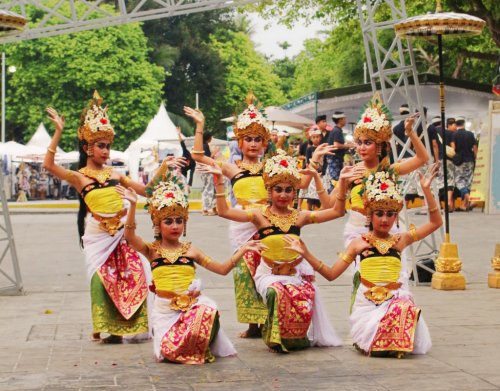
[[470, 123, 490, 202]]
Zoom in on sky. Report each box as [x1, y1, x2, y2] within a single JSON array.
[[248, 14, 327, 60]]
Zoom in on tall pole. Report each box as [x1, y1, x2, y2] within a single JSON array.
[[1, 52, 5, 144], [437, 34, 450, 243]]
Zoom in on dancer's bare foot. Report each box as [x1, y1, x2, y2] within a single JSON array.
[[237, 323, 260, 338], [100, 334, 123, 344], [268, 347, 279, 353], [90, 332, 101, 342]]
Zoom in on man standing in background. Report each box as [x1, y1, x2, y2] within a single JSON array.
[[434, 117, 456, 212], [454, 116, 477, 212], [393, 104, 413, 159]]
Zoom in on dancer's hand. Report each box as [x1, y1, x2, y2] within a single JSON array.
[[176, 126, 182, 136], [404, 112, 420, 132], [418, 163, 438, 190], [162, 156, 186, 169], [184, 106, 205, 124], [299, 168, 319, 177], [46, 107, 65, 133], [115, 185, 138, 205], [339, 165, 366, 181], [197, 162, 223, 176], [311, 143, 337, 161], [283, 235, 309, 257], [243, 240, 268, 255]]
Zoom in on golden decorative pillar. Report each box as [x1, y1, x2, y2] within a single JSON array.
[[431, 234, 466, 290], [488, 244, 500, 288]]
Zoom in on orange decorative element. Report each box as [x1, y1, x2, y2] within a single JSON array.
[[243, 249, 262, 278], [370, 298, 421, 353], [97, 241, 148, 320], [270, 280, 315, 339], [160, 304, 218, 365]]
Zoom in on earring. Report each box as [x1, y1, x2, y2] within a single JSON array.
[[376, 143, 382, 156], [183, 222, 187, 237], [87, 143, 94, 157], [293, 189, 298, 207], [396, 214, 399, 228], [267, 189, 272, 204], [154, 225, 161, 240]]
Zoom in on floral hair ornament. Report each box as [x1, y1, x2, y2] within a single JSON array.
[[144, 171, 189, 239], [78, 91, 115, 154], [358, 157, 403, 227], [354, 92, 393, 144], [233, 90, 271, 149], [263, 136, 301, 190]]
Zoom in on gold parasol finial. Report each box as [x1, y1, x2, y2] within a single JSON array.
[[436, 0, 442, 13]]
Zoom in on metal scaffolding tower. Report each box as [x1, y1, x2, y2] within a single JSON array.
[[356, 0, 445, 285], [0, 160, 24, 296], [0, 0, 262, 45]]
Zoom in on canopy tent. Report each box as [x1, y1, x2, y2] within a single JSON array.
[[136, 101, 182, 143], [265, 106, 314, 129], [0, 141, 46, 157], [282, 73, 498, 132], [55, 150, 129, 164], [269, 124, 304, 135], [27, 123, 64, 153]]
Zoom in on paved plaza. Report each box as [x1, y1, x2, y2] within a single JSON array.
[[1, 210, 500, 390]]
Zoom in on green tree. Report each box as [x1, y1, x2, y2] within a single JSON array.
[[4, 2, 164, 151], [269, 56, 297, 100]]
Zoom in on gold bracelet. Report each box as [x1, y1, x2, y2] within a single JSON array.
[[315, 261, 324, 272], [47, 147, 57, 154], [316, 188, 326, 195], [337, 252, 354, 265], [405, 128, 414, 136], [231, 255, 237, 268], [191, 150, 205, 154], [308, 211, 319, 224], [336, 193, 346, 201], [122, 175, 132, 186], [409, 223, 419, 242], [247, 209, 254, 223], [125, 223, 137, 229], [309, 160, 318, 170], [428, 206, 439, 213], [215, 193, 226, 197]]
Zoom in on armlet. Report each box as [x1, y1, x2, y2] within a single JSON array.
[[121, 175, 132, 187], [199, 255, 212, 268], [65, 170, 75, 184]]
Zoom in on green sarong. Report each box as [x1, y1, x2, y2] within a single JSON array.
[[91, 273, 149, 336]]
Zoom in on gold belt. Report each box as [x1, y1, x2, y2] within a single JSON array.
[[92, 209, 127, 236], [156, 290, 201, 312], [262, 257, 303, 276], [237, 198, 267, 210], [360, 276, 402, 305]]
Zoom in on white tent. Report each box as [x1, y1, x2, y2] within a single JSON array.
[[27, 123, 64, 153], [0, 141, 46, 156]]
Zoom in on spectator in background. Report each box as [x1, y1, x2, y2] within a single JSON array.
[[176, 126, 195, 193], [416, 107, 439, 165], [297, 133, 310, 211], [267, 129, 278, 151], [305, 129, 324, 211], [454, 116, 477, 212], [393, 104, 413, 159], [434, 116, 456, 212], [38, 172, 49, 200], [200, 131, 218, 216], [325, 111, 354, 193], [227, 138, 242, 208]]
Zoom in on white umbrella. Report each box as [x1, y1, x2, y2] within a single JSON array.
[[265, 106, 314, 129], [222, 116, 235, 122], [109, 150, 129, 164], [269, 124, 304, 135]]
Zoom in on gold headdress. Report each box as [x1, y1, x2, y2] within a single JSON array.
[[144, 172, 189, 238], [354, 92, 393, 144], [78, 90, 115, 145], [359, 158, 403, 227], [263, 143, 301, 190], [233, 90, 271, 148]]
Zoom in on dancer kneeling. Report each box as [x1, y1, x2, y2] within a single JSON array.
[[198, 147, 365, 353], [116, 173, 266, 364], [283, 164, 441, 357]]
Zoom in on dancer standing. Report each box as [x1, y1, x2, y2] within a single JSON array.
[[199, 147, 364, 353], [43, 91, 183, 342], [283, 164, 440, 357], [188, 92, 324, 338], [116, 173, 266, 364]]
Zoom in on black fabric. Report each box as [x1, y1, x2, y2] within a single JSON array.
[[230, 169, 262, 186], [257, 225, 301, 239], [360, 246, 401, 262], [327, 126, 345, 159], [267, 140, 274, 152], [393, 121, 412, 158], [203, 143, 211, 158], [305, 145, 318, 164], [315, 115, 326, 123], [416, 122, 438, 148], [81, 179, 119, 198], [454, 128, 476, 162], [299, 141, 309, 169], [150, 256, 195, 270], [435, 126, 455, 160], [180, 140, 196, 187]]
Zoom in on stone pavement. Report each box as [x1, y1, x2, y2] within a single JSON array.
[[1, 210, 500, 390]]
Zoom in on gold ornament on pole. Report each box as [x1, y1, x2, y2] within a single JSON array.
[[394, 0, 484, 290], [0, 10, 27, 33], [488, 244, 500, 289]]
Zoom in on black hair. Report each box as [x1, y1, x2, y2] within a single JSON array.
[[400, 103, 410, 114], [446, 118, 456, 127], [456, 119, 465, 127], [380, 141, 389, 160], [77, 139, 88, 248], [203, 131, 212, 143], [315, 115, 326, 124], [332, 112, 344, 125]]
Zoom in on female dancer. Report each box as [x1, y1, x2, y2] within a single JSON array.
[[283, 164, 440, 357], [43, 91, 183, 343], [199, 147, 365, 353], [116, 173, 266, 363], [187, 92, 332, 338], [319, 93, 429, 273]]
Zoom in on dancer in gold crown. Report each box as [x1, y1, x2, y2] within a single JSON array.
[[115, 173, 266, 364], [283, 164, 440, 357], [198, 145, 365, 353], [43, 91, 184, 343], [187, 91, 333, 339]]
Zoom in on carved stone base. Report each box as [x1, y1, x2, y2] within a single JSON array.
[[431, 272, 466, 290], [488, 272, 500, 289]]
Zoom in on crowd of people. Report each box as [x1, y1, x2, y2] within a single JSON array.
[[39, 89, 441, 364], [11, 163, 71, 200]]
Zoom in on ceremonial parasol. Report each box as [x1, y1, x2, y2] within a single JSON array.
[[394, 0, 484, 242], [0, 10, 27, 33]]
